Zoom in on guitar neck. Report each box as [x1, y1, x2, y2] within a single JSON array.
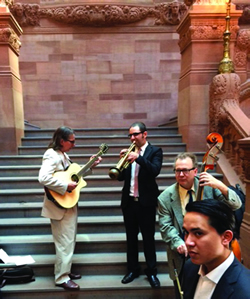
[[77, 150, 102, 177]]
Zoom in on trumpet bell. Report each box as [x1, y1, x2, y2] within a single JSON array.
[[109, 167, 121, 180]]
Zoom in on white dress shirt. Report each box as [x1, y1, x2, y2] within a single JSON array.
[[194, 251, 235, 299], [129, 141, 148, 197]]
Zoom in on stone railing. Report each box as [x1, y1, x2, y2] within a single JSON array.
[[209, 27, 250, 188], [209, 72, 250, 187]]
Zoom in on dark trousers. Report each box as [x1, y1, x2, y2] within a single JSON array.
[[122, 199, 157, 275]]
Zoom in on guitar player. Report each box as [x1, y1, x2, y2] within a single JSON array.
[[38, 126, 102, 290]]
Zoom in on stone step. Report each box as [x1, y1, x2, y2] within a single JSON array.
[[0, 152, 206, 166], [1, 274, 175, 299], [0, 127, 182, 299], [24, 127, 179, 137], [0, 172, 223, 189], [0, 161, 209, 176], [1, 232, 166, 256], [11, 252, 169, 277], [1, 215, 165, 236], [1, 215, 141, 235], [0, 186, 128, 203], [21, 134, 183, 146], [18, 143, 187, 155], [0, 200, 122, 218]]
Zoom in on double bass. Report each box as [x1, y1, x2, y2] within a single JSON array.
[[196, 132, 241, 262]]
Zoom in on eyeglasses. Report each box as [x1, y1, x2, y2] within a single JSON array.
[[174, 167, 195, 175], [66, 139, 75, 144], [128, 131, 144, 138]]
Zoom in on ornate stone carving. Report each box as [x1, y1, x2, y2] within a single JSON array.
[[179, 24, 239, 52], [10, 1, 188, 27], [0, 27, 21, 53], [40, 5, 154, 26], [234, 29, 250, 68], [209, 73, 241, 132], [155, 1, 188, 25], [11, 3, 40, 26]]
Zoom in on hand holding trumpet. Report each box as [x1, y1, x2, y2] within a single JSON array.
[[120, 147, 140, 164], [109, 142, 137, 180]]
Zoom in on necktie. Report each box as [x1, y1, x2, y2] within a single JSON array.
[[187, 190, 193, 203], [134, 149, 141, 197]]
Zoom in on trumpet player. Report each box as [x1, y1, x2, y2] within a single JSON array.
[[118, 122, 163, 288]]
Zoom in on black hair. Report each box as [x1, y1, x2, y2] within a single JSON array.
[[48, 126, 75, 150], [185, 199, 236, 236], [129, 122, 147, 133]]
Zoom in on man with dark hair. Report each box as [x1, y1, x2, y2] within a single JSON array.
[[158, 152, 242, 298], [118, 122, 163, 288], [39, 126, 102, 290], [182, 199, 250, 299]]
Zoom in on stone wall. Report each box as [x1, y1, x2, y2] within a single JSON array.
[[13, 1, 185, 128]]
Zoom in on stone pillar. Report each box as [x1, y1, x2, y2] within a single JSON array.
[[238, 137, 250, 268], [0, 3, 23, 154], [176, 3, 242, 151]]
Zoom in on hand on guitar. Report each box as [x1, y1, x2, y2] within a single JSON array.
[[67, 181, 78, 192], [90, 155, 102, 169], [199, 172, 228, 197]]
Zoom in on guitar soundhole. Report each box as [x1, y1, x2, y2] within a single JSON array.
[[71, 174, 79, 183]]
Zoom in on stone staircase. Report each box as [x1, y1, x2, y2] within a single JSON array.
[[0, 127, 220, 299]]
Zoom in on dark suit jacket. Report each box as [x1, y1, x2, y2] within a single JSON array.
[[182, 257, 250, 299], [119, 142, 163, 208]]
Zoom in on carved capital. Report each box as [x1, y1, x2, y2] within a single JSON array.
[[179, 23, 239, 52], [0, 27, 21, 53], [209, 73, 241, 132]]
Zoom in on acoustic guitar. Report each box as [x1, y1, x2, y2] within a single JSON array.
[[196, 133, 241, 262], [47, 143, 109, 209]]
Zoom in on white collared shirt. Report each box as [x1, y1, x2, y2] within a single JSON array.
[[129, 141, 148, 196], [194, 251, 234, 299], [179, 184, 196, 215]]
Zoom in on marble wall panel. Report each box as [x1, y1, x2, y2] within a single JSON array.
[[19, 30, 180, 128]]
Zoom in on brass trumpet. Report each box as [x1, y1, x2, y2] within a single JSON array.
[[109, 142, 136, 180]]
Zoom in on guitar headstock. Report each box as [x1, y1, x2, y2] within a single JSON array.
[[99, 143, 109, 154]]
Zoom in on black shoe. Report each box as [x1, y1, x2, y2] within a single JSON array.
[[147, 275, 160, 288], [121, 272, 140, 284]]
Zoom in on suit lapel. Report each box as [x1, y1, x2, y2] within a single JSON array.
[[211, 257, 239, 299], [171, 184, 183, 231], [143, 143, 152, 160]]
